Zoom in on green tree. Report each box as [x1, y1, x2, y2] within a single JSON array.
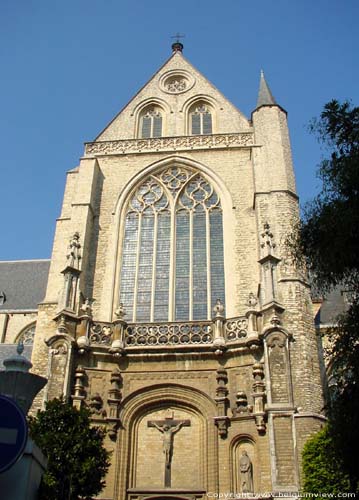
[[300, 100, 359, 292], [28, 398, 110, 500], [297, 100, 359, 492], [302, 425, 350, 496]]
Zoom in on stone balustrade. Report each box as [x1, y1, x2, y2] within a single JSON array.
[[87, 315, 252, 350]]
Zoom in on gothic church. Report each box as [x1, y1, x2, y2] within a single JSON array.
[[1, 42, 325, 499]]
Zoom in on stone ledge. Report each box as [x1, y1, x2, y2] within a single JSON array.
[[84, 132, 255, 156]]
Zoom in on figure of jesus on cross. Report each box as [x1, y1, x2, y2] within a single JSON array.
[[147, 412, 191, 487]]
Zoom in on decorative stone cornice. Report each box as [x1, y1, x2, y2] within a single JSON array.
[[84, 132, 255, 156]]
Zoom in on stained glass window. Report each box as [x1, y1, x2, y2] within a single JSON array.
[[119, 166, 225, 322], [16, 323, 36, 345], [190, 104, 212, 135], [140, 107, 162, 138]]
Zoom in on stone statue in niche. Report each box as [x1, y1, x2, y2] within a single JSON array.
[[239, 450, 254, 493], [66, 232, 81, 268]]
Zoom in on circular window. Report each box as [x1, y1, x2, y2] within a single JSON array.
[[159, 70, 195, 94]]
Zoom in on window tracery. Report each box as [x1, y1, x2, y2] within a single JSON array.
[[119, 166, 225, 322], [190, 103, 213, 135], [139, 107, 163, 138], [16, 323, 36, 345]]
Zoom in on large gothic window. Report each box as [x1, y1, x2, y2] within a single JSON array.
[[190, 103, 213, 135], [119, 166, 225, 322], [139, 107, 163, 138]]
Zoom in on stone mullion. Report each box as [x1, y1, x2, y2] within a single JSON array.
[[189, 209, 194, 321], [150, 211, 158, 322], [206, 209, 211, 319], [150, 116, 154, 138], [132, 213, 142, 322], [168, 205, 176, 321]]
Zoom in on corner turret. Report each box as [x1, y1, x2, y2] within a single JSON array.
[[251, 70, 296, 194]]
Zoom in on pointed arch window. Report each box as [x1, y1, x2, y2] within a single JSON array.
[[119, 166, 225, 322], [139, 107, 163, 138], [16, 323, 36, 345], [190, 104, 212, 135]]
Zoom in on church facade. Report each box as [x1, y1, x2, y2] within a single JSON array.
[[28, 43, 325, 499]]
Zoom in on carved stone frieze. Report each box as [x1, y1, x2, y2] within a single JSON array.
[[85, 132, 254, 156]]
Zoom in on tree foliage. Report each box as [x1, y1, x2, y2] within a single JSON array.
[[301, 100, 359, 291], [28, 398, 110, 500], [302, 425, 350, 496], [298, 100, 359, 492]]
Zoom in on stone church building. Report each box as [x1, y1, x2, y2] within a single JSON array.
[[1, 43, 326, 499]]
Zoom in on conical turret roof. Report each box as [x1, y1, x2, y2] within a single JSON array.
[[256, 70, 277, 108]]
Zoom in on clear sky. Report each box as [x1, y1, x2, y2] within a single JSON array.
[[1, 0, 358, 260]]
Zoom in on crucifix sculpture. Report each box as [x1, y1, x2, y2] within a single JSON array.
[[147, 412, 191, 487]]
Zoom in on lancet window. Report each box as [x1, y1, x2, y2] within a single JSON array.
[[119, 166, 225, 322], [139, 107, 163, 138], [190, 103, 213, 135]]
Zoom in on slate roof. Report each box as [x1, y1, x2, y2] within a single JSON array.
[[0, 260, 50, 311], [256, 70, 277, 108], [0, 344, 33, 371]]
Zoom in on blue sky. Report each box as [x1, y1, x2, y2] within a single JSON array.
[[1, 0, 358, 260]]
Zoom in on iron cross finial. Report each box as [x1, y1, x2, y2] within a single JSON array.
[[171, 33, 185, 53], [171, 32, 185, 42]]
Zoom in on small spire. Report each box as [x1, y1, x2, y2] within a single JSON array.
[[171, 32, 185, 53], [256, 70, 277, 108]]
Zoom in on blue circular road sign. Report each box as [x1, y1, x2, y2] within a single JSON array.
[[0, 395, 28, 473]]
